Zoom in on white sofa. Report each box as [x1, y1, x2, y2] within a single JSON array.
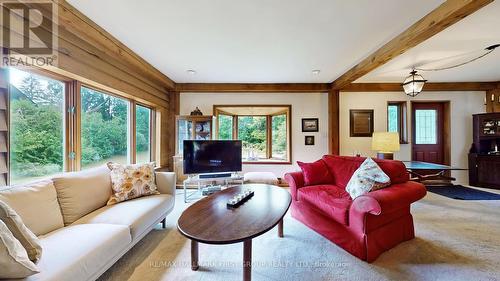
[[0, 166, 176, 281]]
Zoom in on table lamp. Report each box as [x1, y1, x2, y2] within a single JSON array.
[[371, 132, 400, 160]]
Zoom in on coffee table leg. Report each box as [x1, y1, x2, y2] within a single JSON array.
[[278, 219, 284, 238], [191, 240, 199, 271], [243, 239, 252, 281]]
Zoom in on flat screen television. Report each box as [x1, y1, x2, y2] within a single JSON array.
[[183, 140, 242, 174]]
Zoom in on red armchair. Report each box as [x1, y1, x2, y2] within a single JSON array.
[[285, 155, 426, 262]]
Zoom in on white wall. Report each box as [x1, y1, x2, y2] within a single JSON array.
[[180, 92, 329, 178], [340, 91, 486, 184]]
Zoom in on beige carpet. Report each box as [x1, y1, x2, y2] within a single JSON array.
[[98, 188, 500, 281]]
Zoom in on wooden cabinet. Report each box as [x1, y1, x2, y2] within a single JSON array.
[[469, 113, 500, 189], [174, 115, 213, 186], [469, 154, 500, 189]]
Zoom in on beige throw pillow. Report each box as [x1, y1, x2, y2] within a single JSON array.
[[52, 165, 112, 225], [0, 180, 64, 236], [107, 162, 159, 205], [346, 157, 391, 199], [0, 220, 39, 279], [0, 200, 42, 262]]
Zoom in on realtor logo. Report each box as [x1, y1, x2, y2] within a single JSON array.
[[1, 0, 58, 66]]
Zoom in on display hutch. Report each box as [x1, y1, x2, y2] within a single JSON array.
[[173, 115, 213, 186], [469, 113, 500, 189]]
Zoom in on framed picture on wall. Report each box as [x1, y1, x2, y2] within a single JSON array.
[[350, 109, 374, 137], [305, 136, 315, 145], [302, 118, 319, 132]]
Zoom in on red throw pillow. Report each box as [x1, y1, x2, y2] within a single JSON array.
[[297, 160, 334, 186]]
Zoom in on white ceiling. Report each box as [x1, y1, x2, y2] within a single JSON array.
[[357, 0, 500, 83], [66, 0, 445, 83]]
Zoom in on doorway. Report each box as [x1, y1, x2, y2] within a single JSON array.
[[411, 102, 450, 165]]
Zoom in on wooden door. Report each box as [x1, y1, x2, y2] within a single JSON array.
[[412, 103, 444, 164]]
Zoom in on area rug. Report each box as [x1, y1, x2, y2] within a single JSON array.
[[97, 189, 500, 281], [426, 185, 500, 200]]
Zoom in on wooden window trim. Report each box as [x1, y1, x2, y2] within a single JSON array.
[[128, 100, 137, 164], [213, 105, 292, 164], [132, 102, 155, 164], [66, 80, 81, 172], [387, 101, 408, 144]]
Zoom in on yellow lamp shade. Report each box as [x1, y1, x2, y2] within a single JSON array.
[[371, 132, 400, 153]]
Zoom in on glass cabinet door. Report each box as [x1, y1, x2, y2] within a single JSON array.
[[177, 119, 193, 154], [176, 116, 213, 154], [195, 121, 211, 140]]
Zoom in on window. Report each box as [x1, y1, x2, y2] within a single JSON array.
[[9, 68, 65, 184], [387, 102, 408, 144], [272, 114, 287, 159], [136, 104, 152, 163], [415, 109, 437, 144], [3, 66, 158, 186], [217, 114, 233, 140], [214, 105, 291, 163], [81, 86, 128, 168], [238, 116, 267, 160]]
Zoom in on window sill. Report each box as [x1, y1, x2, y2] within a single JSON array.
[[243, 160, 292, 165]]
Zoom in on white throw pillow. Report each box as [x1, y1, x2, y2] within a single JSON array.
[[0, 200, 42, 262], [0, 220, 39, 279], [346, 158, 391, 199]]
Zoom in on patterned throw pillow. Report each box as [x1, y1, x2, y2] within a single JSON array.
[[346, 157, 391, 199], [107, 162, 159, 205]]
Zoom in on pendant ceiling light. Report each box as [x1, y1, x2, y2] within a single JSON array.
[[402, 70, 427, 97], [401, 44, 499, 97]]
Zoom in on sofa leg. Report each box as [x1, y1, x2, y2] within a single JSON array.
[[161, 218, 166, 229]]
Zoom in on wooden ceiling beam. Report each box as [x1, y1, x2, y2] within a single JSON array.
[[176, 83, 331, 93], [331, 0, 494, 90], [341, 82, 498, 92]]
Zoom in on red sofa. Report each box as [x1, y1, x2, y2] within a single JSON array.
[[285, 155, 426, 262]]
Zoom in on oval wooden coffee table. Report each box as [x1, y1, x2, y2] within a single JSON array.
[[177, 184, 291, 281]]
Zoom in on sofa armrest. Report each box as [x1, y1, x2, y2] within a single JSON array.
[[155, 172, 176, 196], [284, 172, 305, 201], [351, 181, 426, 215]]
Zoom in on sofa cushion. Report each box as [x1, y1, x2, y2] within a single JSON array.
[[297, 185, 352, 225], [243, 172, 278, 185], [346, 158, 391, 199], [107, 162, 159, 205], [322, 155, 409, 188], [27, 224, 131, 281], [52, 165, 112, 225], [0, 180, 64, 236], [0, 200, 42, 261], [72, 194, 174, 240], [297, 160, 334, 186], [374, 160, 409, 184], [0, 220, 39, 279], [322, 155, 364, 188]]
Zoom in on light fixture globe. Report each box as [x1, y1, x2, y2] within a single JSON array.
[[402, 70, 427, 97]]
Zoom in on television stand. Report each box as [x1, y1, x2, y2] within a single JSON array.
[[183, 174, 244, 203]]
